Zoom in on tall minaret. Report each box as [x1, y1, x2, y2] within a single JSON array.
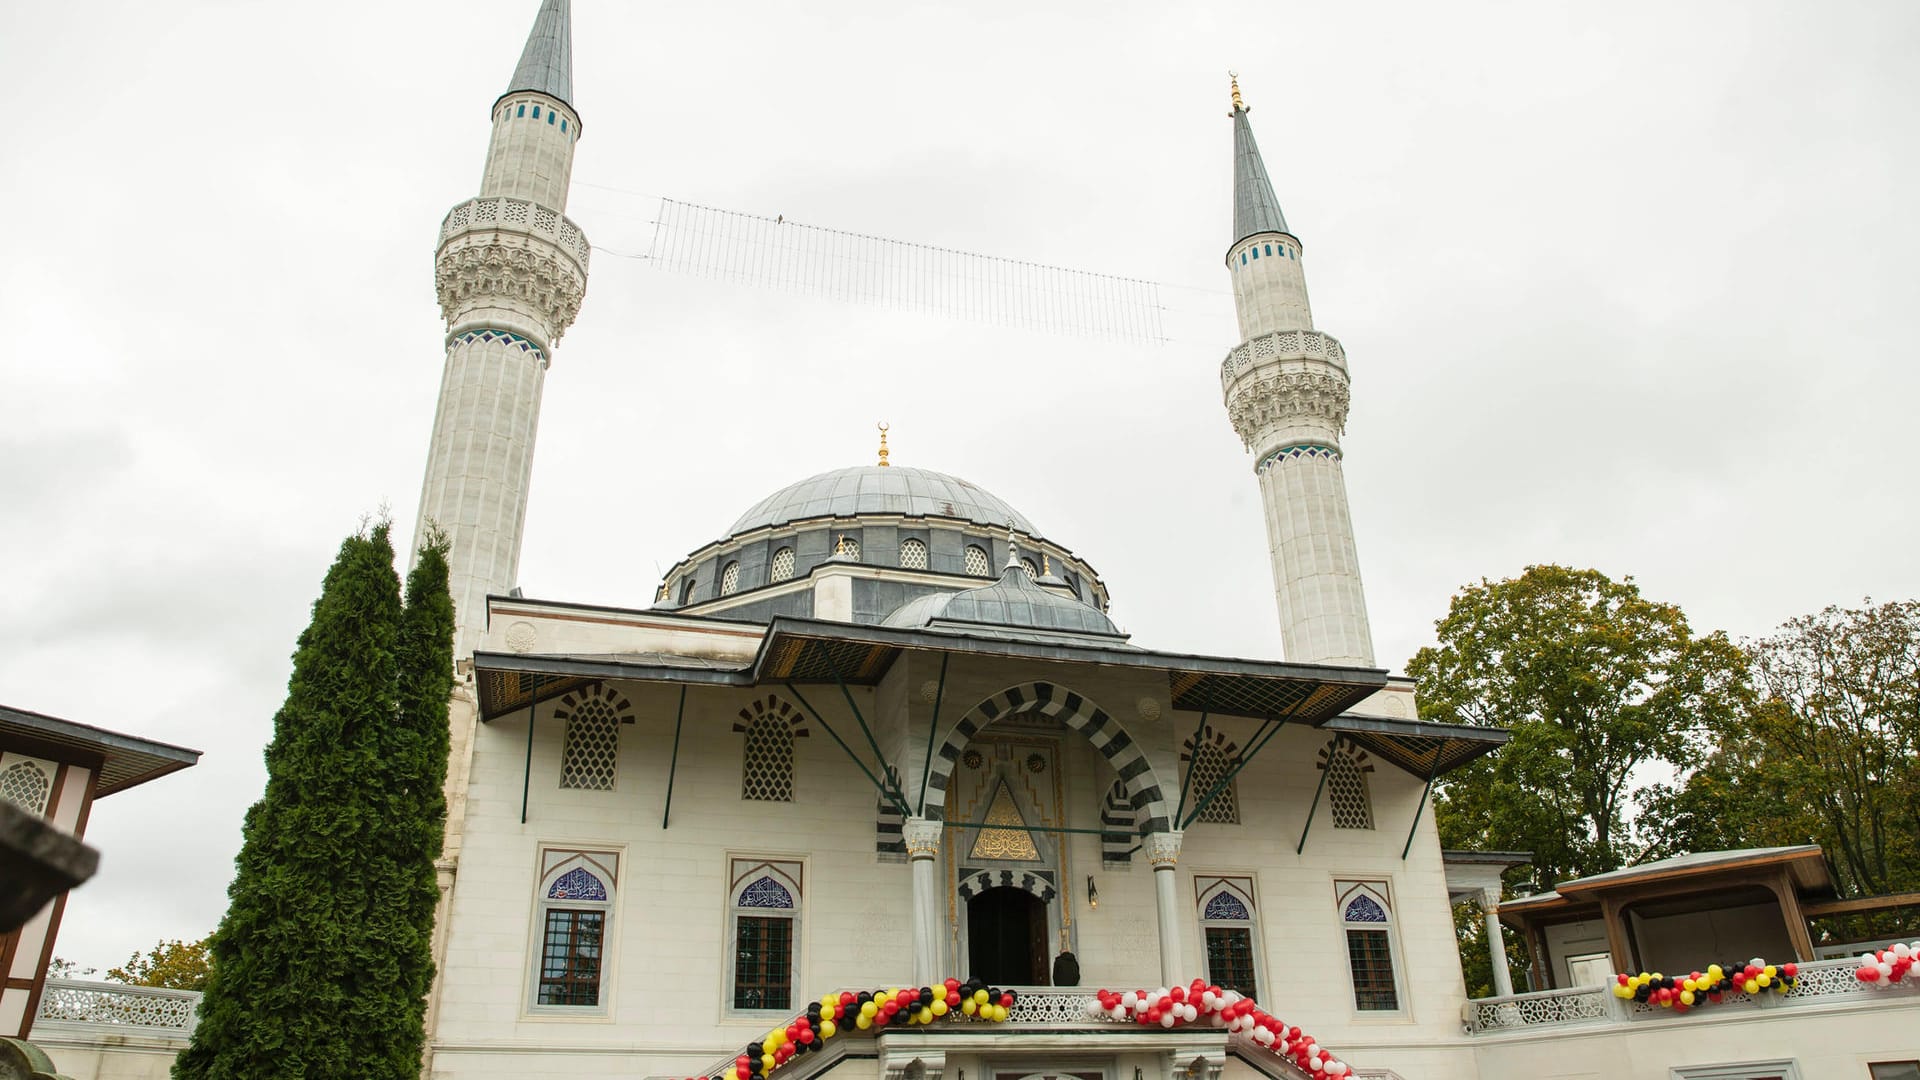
[[414, 0, 588, 655], [1218, 77, 1375, 667]]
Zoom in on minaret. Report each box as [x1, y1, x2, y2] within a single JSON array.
[[1218, 77, 1375, 667], [414, 0, 589, 655]]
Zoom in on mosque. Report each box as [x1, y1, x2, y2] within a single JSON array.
[[389, 4, 1919, 1080]]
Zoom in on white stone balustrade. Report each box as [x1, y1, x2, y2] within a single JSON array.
[[33, 978, 201, 1036], [439, 195, 592, 272]]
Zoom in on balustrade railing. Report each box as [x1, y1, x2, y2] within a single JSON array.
[[439, 195, 592, 269], [1464, 984, 1614, 1033], [33, 978, 200, 1037]]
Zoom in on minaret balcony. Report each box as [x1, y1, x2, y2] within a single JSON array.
[[439, 196, 591, 276], [1220, 329, 1346, 393]]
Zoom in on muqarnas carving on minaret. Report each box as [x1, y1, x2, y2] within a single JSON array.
[[413, 0, 590, 657], [1218, 75, 1376, 667]]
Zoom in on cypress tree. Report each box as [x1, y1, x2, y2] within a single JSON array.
[[177, 524, 454, 1080]]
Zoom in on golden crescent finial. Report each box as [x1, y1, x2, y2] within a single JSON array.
[[1229, 71, 1245, 116], [876, 421, 891, 467]]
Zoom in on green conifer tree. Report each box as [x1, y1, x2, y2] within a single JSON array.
[[177, 524, 453, 1080]]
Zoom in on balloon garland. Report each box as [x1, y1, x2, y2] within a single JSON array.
[[1613, 958, 1800, 1010], [1088, 980, 1350, 1079], [1853, 941, 1920, 987], [684, 978, 1018, 1080]]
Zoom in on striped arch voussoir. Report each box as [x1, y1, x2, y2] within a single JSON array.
[[1316, 734, 1373, 773], [732, 693, 809, 737], [923, 681, 1171, 833], [1180, 724, 1240, 762], [552, 683, 634, 724], [956, 868, 1057, 905]]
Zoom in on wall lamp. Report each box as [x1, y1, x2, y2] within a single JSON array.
[[1087, 875, 1099, 909]]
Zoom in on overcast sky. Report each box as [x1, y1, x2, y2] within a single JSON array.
[[3, 0, 1915, 972]]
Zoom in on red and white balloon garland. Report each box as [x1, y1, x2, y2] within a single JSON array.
[[1088, 981, 1350, 1079], [1854, 941, 1920, 987], [688, 979, 1019, 1080]]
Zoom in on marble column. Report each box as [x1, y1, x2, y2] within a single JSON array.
[[1482, 886, 1514, 998], [904, 818, 945, 986], [1146, 830, 1185, 986]]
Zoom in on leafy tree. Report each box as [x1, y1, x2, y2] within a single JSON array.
[[176, 523, 453, 1080], [107, 936, 212, 991], [1642, 599, 1920, 901], [1408, 565, 1749, 884], [46, 957, 95, 979]]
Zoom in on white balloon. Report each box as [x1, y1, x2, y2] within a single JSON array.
[[1200, 991, 1217, 1009], [1160, 1013, 1177, 1028], [1895, 943, 1913, 960], [1308, 1043, 1321, 1057]]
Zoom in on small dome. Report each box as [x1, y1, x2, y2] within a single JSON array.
[[882, 560, 1122, 639], [727, 466, 1039, 538]]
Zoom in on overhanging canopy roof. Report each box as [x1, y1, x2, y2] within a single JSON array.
[[1324, 713, 1510, 779], [0, 704, 201, 797], [476, 615, 1390, 726]]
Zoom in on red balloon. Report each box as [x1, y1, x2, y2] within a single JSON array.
[[785, 1025, 799, 1041], [799, 1030, 814, 1045], [874, 1011, 891, 1028], [947, 991, 961, 1008], [1169, 986, 1186, 1003], [1782, 963, 1798, 979], [737, 1057, 751, 1067], [1000, 993, 1014, 1007], [945, 978, 961, 991]]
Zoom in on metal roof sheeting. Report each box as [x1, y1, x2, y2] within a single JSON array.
[[1231, 108, 1291, 248], [725, 465, 1040, 537], [506, 0, 573, 105]]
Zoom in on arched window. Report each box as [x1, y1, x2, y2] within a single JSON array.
[[720, 561, 741, 595], [964, 545, 991, 577], [769, 547, 795, 583], [1320, 738, 1375, 829], [0, 758, 54, 817], [1182, 727, 1240, 825], [1020, 557, 1039, 578], [729, 859, 801, 1012], [899, 538, 928, 570], [1337, 882, 1400, 1012], [1197, 877, 1260, 1000], [735, 695, 806, 801], [677, 576, 697, 605], [557, 686, 629, 791], [833, 535, 861, 561], [532, 851, 618, 1011]]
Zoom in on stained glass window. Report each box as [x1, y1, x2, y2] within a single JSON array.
[[538, 909, 604, 1006], [1344, 895, 1387, 923], [1204, 891, 1251, 921], [548, 867, 608, 901], [738, 875, 795, 909], [1341, 887, 1397, 1011]]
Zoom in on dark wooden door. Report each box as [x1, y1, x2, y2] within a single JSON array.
[[968, 886, 1047, 985]]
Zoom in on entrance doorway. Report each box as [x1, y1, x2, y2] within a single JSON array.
[[967, 886, 1049, 985]]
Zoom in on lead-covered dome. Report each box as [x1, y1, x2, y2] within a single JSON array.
[[727, 466, 1039, 538]]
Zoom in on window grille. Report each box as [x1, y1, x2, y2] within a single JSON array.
[[1323, 740, 1375, 829], [720, 561, 741, 595], [899, 538, 928, 569], [734, 916, 793, 1010], [538, 909, 605, 1006], [560, 696, 620, 790], [1020, 558, 1039, 577], [678, 577, 697, 604], [835, 536, 860, 560], [741, 717, 794, 801], [769, 547, 795, 582], [0, 760, 52, 817], [1185, 739, 1239, 824], [964, 545, 991, 576]]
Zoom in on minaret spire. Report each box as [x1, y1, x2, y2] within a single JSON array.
[[507, 0, 573, 105], [1216, 78, 1376, 667], [413, 0, 591, 656]]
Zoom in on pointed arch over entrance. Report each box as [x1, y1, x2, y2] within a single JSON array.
[[925, 681, 1173, 833]]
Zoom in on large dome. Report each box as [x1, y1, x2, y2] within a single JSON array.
[[726, 465, 1040, 537]]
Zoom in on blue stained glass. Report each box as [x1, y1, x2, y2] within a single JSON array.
[[1204, 892, 1251, 921], [739, 875, 795, 909], [1344, 895, 1387, 923], [532, 106, 541, 119], [1264, 244, 1272, 256], [517, 104, 525, 118], [549, 867, 608, 901], [561, 119, 567, 132], [548, 111, 555, 124]]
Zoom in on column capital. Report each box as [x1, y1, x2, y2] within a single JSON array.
[[903, 817, 944, 860], [1480, 884, 1502, 909], [1145, 829, 1184, 868]]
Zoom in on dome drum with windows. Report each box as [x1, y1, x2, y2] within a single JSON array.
[[656, 465, 1112, 632]]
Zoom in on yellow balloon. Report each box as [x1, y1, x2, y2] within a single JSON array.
[[764, 1037, 780, 1054], [1757, 974, 1772, 988], [888, 988, 902, 1002], [961, 999, 978, 1016], [931, 999, 949, 1016], [1680, 990, 1695, 1006], [1652, 972, 1664, 982], [860, 1002, 877, 1019], [1742, 979, 1759, 994], [764, 1056, 777, 1072], [1613, 984, 1630, 999], [1708, 964, 1724, 979], [821, 1021, 837, 1039], [993, 1004, 1008, 1022], [856, 1014, 872, 1030], [919, 1007, 933, 1024], [1763, 965, 1777, 979], [973, 989, 990, 1004]]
